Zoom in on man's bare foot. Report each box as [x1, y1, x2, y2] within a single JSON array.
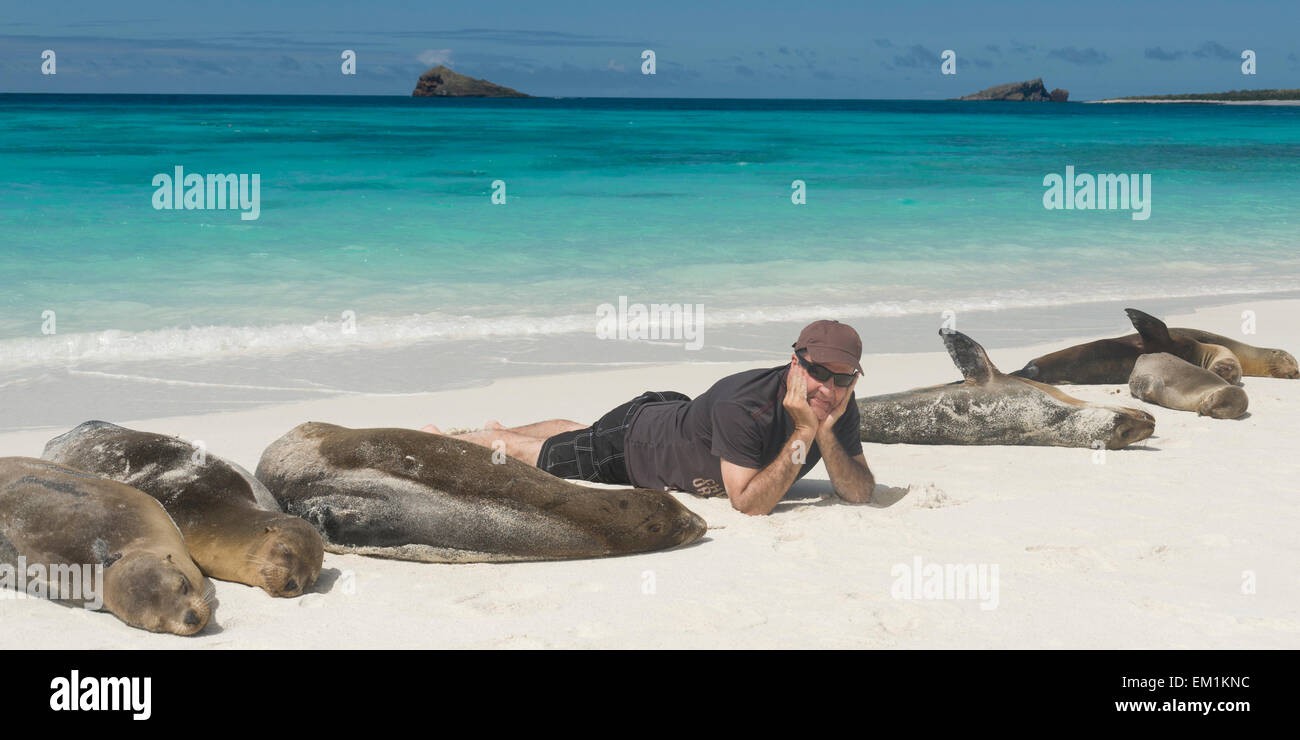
[[484, 420, 506, 431], [421, 424, 443, 434]]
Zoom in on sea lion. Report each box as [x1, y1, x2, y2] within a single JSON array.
[[42, 421, 323, 598], [1012, 308, 1243, 385], [1169, 328, 1299, 379], [255, 422, 707, 563], [0, 457, 212, 635], [858, 330, 1155, 449], [1128, 353, 1249, 419]]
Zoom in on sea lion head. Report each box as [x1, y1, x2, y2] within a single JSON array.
[[102, 551, 212, 636], [1208, 356, 1244, 385], [1266, 349, 1300, 379], [247, 519, 325, 597], [665, 503, 708, 547], [1197, 386, 1249, 419], [1198, 344, 1244, 386], [601, 490, 707, 553], [1099, 406, 1156, 449]]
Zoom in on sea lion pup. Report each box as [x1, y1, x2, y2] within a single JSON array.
[[1129, 353, 1250, 419], [1012, 308, 1243, 385], [0, 457, 212, 635], [858, 330, 1155, 449], [42, 421, 323, 598], [255, 422, 707, 563], [1169, 328, 1299, 379]]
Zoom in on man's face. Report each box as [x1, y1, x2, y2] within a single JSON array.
[[793, 353, 856, 421]]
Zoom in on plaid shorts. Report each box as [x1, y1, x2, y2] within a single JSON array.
[[536, 390, 691, 484]]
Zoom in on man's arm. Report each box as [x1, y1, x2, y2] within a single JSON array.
[[719, 360, 822, 516], [818, 439, 875, 503], [815, 377, 874, 503], [720, 426, 816, 516]]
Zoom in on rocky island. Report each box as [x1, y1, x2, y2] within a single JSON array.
[[957, 78, 1068, 102], [411, 65, 529, 98]]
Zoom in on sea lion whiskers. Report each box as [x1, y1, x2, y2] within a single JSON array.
[[103, 547, 212, 635], [200, 579, 218, 606], [1266, 349, 1300, 378], [241, 529, 317, 596], [245, 554, 299, 594], [1104, 406, 1157, 446]]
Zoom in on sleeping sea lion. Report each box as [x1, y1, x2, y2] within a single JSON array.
[[858, 330, 1155, 449], [0, 457, 212, 635], [1169, 328, 1298, 379], [255, 422, 707, 562], [1128, 353, 1249, 419], [42, 421, 324, 598], [1012, 308, 1243, 385]]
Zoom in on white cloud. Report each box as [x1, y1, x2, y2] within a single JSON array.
[[417, 49, 454, 67]]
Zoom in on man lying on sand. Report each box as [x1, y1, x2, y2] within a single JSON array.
[[424, 320, 874, 515]]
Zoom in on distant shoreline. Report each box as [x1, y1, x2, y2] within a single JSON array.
[[5, 92, 1300, 105], [1089, 98, 1300, 106]]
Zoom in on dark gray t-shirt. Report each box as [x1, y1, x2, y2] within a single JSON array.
[[623, 365, 863, 495]]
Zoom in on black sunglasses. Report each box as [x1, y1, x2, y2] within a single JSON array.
[[796, 350, 859, 387]]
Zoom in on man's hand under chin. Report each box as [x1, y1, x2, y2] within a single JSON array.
[[817, 375, 857, 439]]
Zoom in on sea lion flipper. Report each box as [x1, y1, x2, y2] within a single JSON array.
[[225, 459, 282, 512], [940, 329, 999, 384], [1125, 308, 1173, 348]]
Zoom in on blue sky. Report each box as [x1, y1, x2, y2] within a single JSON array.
[[3, 0, 1297, 98]]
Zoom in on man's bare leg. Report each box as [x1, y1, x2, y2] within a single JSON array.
[[418, 419, 585, 467], [419, 429, 544, 467], [422, 419, 584, 440], [484, 419, 585, 439]]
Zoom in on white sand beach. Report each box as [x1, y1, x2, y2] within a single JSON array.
[[1089, 99, 1300, 106], [2, 299, 1298, 649]]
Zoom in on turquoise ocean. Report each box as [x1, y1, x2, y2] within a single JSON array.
[[1, 95, 1298, 428]]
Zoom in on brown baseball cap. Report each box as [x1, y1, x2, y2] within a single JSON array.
[[793, 320, 863, 374]]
